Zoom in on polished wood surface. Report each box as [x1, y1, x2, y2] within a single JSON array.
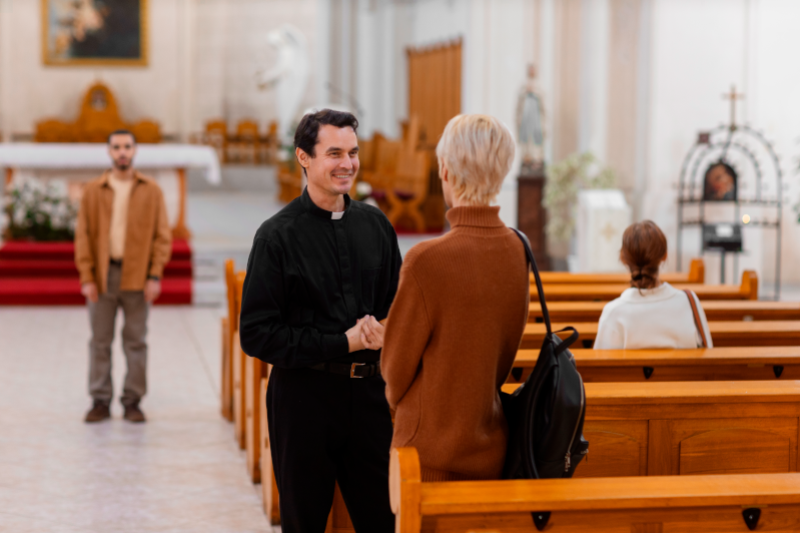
[[511, 347, 800, 383], [502, 380, 800, 479], [532, 270, 758, 301], [521, 320, 800, 348], [260, 377, 281, 525], [529, 299, 800, 323], [233, 272, 247, 450], [536, 258, 704, 284], [245, 354, 267, 483], [517, 171, 550, 270], [220, 317, 232, 420], [219, 260, 236, 422], [390, 447, 800, 533]]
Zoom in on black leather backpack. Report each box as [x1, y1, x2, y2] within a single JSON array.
[[502, 230, 589, 528]]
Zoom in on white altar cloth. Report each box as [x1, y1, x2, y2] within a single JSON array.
[[0, 143, 221, 184]]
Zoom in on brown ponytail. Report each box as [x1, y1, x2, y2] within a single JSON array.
[[619, 220, 667, 290]]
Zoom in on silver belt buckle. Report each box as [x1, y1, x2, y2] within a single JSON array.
[[350, 362, 366, 378]]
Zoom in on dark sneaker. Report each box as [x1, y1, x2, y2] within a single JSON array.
[[84, 400, 110, 423], [123, 403, 146, 423]]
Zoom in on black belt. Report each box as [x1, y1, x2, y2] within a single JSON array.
[[109, 259, 123, 266], [310, 361, 381, 379]]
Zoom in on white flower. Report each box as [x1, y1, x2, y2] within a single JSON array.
[[12, 206, 27, 226], [356, 182, 372, 197]]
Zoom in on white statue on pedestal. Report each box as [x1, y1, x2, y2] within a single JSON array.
[[256, 24, 310, 145], [516, 64, 545, 172]]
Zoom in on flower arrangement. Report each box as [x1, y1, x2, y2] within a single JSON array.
[[543, 152, 617, 244], [2, 178, 78, 241]]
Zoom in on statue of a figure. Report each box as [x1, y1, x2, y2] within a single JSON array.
[[256, 24, 310, 145], [516, 64, 545, 172]]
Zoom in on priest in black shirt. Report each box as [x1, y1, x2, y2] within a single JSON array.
[[240, 109, 401, 533]]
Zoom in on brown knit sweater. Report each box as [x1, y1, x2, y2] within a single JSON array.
[[382, 206, 530, 481]]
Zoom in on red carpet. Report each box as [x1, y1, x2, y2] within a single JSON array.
[[0, 240, 193, 305]]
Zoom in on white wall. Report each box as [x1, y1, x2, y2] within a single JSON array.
[[0, 0, 320, 140]]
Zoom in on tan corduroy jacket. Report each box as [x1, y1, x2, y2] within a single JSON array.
[[74, 171, 172, 294]]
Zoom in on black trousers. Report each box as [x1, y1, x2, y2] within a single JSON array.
[[267, 366, 395, 533]]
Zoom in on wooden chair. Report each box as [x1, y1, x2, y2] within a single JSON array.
[[205, 120, 228, 164], [277, 160, 303, 204], [235, 119, 260, 164], [385, 150, 430, 232], [390, 447, 800, 533], [362, 133, 401, 205], [129, 120, 161, 144]]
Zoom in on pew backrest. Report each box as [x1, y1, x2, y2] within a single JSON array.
[[389, 447, 800, 533]]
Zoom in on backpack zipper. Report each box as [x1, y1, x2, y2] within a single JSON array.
[[564, 372, 585, 473]]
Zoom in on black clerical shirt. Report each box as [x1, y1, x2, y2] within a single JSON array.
[[239, 188, 402, 369]]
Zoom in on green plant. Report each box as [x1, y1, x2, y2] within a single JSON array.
[[2, 178, 78, 241], [543, 152, 617, 244]]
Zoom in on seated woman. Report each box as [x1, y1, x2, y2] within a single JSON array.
[[377, 114, 529, 481], [594, 220, 713, 349]]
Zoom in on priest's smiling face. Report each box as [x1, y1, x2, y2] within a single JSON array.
[[301, 124, 360, 203]]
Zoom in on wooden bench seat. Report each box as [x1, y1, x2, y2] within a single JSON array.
[[502, 380, 800, 478], [535, 258, 704, 285], [390, 447, 800, 533], [521, 320, 800, 349], [531, 270, 757, 301], [528, 299, 800, 323]]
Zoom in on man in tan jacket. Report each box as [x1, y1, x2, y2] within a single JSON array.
[[75, 130, 172, 423]]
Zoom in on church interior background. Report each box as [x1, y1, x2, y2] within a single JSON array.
[[2, 0, 800, 531]]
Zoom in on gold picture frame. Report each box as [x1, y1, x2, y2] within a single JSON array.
[[42, 0, 148, 67]]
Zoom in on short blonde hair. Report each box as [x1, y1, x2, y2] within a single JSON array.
[[435, 114, 515, 205]]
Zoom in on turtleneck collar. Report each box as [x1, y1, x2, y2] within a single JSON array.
[[446, 205, 504, 229], [301, 187, 351, 220]]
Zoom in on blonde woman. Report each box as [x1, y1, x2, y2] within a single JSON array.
[[375, 115, 529, 481]]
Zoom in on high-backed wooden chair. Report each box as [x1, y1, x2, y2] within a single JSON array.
[[277, 160, 303, 204], [235, 119, 260, 164], [385, 116, 431, 232], [205, 120, 228, 164], [363, 134, 401, 204], [129, 120, 161, 144]]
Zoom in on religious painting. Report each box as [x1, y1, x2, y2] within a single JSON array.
[[703, 161, 737, 202], [42, 0, 148, 66]]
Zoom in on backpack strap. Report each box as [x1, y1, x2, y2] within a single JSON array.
[[684, 289, 708, 348], [511, 228, 552, 335]]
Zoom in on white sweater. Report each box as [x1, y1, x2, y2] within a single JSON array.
[[593, 282, 713, 350]]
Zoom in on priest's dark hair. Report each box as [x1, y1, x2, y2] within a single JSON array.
[[620, 220, 667, 291], [108, 129, 137, 144], [294, 109, 358, 160]]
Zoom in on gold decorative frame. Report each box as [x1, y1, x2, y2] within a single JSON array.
[[41, 0, 148, 67]]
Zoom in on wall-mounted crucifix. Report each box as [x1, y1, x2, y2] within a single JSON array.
[[722, 84, 745, 131]]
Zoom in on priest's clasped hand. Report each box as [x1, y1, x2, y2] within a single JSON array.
[[345, 315, 385, 352]]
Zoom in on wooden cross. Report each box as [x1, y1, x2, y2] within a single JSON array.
[[722, 85, 745, 131]]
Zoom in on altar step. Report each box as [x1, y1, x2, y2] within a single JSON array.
[[0, 240, 193, 305]]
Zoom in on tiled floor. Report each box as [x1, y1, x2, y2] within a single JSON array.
[[0, 305, 278, 532]]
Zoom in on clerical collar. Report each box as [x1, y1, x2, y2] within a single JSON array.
[[301, 187, 350, 220]]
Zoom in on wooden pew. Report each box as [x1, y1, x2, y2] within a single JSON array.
[[531, 270, 757, 301], [245, 354, 267, 483], [220, 259, 236, 421], [536, 258, 705, 285], [390, 447, 800, 533], [521, 320, 800, 349], [502, 380, 800, 478], [260, 377, 280, 525], [233, 271, 247, 450], [529, 299, 800, 323], [511, 347, 800, 383]]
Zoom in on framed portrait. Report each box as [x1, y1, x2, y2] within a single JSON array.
[[702, 160, 737, 202], [42, 0, 148, 66]]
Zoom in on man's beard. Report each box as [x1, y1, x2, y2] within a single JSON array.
[[114, 160, 131, 171]]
